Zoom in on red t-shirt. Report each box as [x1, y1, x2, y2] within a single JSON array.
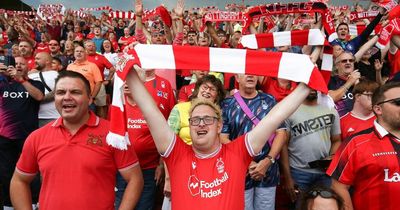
[[86, 33, 95, 40], [178, 83, 196, 103], [25, 56, 35, 70], [35, 42, 50, 54], [0, 32, 7, 46], [125, 76, 175, 169], [163, 134, 253, 210], [340, 112, 375, 140], [16, 112, 139, 210], [87, 53, 113, 79], [327, 122, 400, 210], [260, 77, 297, 102], [120, 36, 136, 51], [388, 49, 400, 77]]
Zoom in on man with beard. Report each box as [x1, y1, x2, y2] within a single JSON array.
[[327, 82, 400, 210], [28, 52, 60, 127], [220, 74, 287, 210], [281, 90, 341, 207], [0, 57, 44, 209], [18, 41, 35, 70]]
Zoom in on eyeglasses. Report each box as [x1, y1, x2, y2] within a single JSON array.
[[338, 59, 355, 64], [376, 97, 400, 106], [200, 84, 217, 92], [360, 93, 373, 98], [308, 190, 334, 199], [189, 116, 218, 126]]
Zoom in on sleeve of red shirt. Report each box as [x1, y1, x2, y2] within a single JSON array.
[[173, 32, 184, 46], [135, 29, 147, 44], [16, 133, 40, 175], [113, 144, 140, 170], [101, 55, 114, 69]]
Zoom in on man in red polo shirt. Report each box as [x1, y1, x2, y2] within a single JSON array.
[[10, 71, 143, 210], [327, 82, 400, 210]]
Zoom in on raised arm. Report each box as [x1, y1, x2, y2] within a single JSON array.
[[247, 83, 310, 154], [125, 67, 175, 154]]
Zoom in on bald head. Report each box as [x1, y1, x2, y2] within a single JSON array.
[[35, 52, 53, 71]]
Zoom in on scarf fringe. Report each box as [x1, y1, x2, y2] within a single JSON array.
[[106, 132, 131, 150]]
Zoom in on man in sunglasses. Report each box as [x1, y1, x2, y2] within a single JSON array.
[[328, 52, 361, 117], [125, 67, 312, 210], [327, 82, 400, 210]]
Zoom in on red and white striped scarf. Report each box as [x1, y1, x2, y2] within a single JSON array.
[[240, 29, 333, 84], [106, 44, 328, 149]]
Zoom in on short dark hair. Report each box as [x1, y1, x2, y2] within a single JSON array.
[[336, 22, 349, 32], [55, 71, 91, 96], [372, 81, 400, 106], [190, 74, 225, 104]]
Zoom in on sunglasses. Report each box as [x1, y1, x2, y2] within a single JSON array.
[[338, 59, 354, 64], [377, 97, 400, 106], [308, 190, 334, 199]]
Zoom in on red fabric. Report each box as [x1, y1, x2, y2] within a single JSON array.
[[125, 76, 174, 169], [388, 49, 400, 77], [178, 83, 196, 102], [0, 32, 8, 46], [25, 56, 35, 70], [86, 33, 95, 40], [87, 53, 113, 79], [339, 112, 375, 140], [163, 135, 252, 210], [120, 36, 137, 51], [327, 124, 400, 210], [16, 112, 139, 210], [35, 42, 50, 54], [260, 77, 297, 102]]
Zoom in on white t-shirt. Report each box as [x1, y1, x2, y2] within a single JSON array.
[[28, 70, 60, 119]]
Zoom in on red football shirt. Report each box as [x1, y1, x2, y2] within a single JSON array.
[[87, 53, 113, 79], [178, 83, 196, 103], [120, 36, 136, 51], [125, 76, 175, 169], [163, 134, 253, 210], [327, 122, 400, 210], [260, 77, 297, 102], [340, 112, 375, 140]]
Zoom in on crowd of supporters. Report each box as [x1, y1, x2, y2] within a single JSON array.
[[0, 0, 400, 209]]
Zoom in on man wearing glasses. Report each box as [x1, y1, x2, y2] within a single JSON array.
[[327, 82, 400, 210], [340, 80, 379, 140], [125, 68, 312, 210], [328, 52, 361, 116]]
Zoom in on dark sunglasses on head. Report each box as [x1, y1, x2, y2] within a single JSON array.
[[377, 97, 400, 106], [308, 190, 334, 199]]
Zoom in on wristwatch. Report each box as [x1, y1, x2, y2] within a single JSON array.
[[266, 155, 275, 164]]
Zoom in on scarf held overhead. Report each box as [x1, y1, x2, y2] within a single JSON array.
[[107, 44, 328, 150]]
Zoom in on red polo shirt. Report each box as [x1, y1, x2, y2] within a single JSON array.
[[16, 112, 139, 210], [87, 53, 114, 80]]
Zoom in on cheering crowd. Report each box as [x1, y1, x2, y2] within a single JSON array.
[[0, 0, 400, 209]]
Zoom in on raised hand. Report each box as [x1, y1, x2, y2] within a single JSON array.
[[135, 0, 143, 16], [175, 0, 185, 17]]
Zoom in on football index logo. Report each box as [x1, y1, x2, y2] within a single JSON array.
[[188, 175, 200, 196]]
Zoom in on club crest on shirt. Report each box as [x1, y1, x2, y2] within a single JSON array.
[[86, 134, 104, 146], [161, 81, 165, 88], [216, 158, 225, 174]]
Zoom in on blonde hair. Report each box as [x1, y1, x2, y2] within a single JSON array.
[[189, 99, 222, 121]]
